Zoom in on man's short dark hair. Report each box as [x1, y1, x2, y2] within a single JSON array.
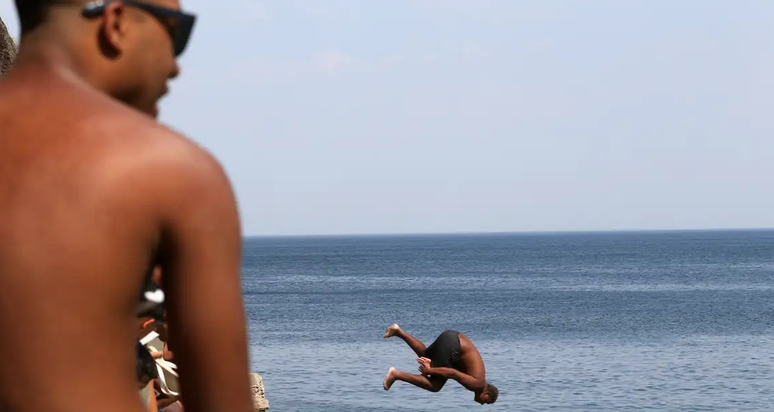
[[487, 383, 499, 404], [15, 0, 74, 32]]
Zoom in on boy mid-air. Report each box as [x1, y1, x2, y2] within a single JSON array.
[[383, 324, 499, 405]]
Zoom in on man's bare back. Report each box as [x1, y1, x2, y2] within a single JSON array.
[[456, 333, 487, 382], [0, 1, 253, 412]]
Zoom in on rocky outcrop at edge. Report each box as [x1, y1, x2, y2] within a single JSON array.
[[0, 15, 16, 76], [250, 373, 270, 411]]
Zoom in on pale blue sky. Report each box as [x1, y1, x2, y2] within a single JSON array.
[[3, 1, 774, 236]]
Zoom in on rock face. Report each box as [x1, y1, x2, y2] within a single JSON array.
[[249, 373, 270, 411], [0, 15, 16, 76]]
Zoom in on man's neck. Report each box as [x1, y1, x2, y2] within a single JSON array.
[[13, 26, 107, 92]]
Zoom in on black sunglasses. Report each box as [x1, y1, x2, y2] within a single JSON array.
[[82, 0, 196, 57]]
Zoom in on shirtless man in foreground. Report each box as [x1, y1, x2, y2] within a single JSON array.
[[0, 2, 252, 412], [383, 324, 499, 405]]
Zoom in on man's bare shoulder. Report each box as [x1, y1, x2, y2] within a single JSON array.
[[142, 123, 230, 190], [1, 75, 215, 167], [0, 76, 231, 210], [75, 94, 229, 189], [90, 93, 234, 219], [459, 333, 476, 349], [120, 121, 237, 224], [459, 334, 484, 360]]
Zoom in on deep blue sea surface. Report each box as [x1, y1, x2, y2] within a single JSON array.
[[242, 230, 774, 411]]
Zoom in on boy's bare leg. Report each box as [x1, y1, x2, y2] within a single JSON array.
[[384, 324, 427, 356], [383, 367, 444, 392]]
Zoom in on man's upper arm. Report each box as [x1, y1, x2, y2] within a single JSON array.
[[455, 371, 486, 392], [155, 141, 252, 412]]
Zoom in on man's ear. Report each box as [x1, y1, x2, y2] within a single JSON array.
[[98, 2, 129, 58]]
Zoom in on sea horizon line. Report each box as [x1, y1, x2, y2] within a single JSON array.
[[244, 226, 774, 240]]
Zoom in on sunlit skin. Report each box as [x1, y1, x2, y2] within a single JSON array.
[[0, 2, 252, 412], [383, 325, 498, 405]]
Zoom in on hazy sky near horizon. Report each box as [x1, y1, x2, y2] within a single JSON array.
[[2, 1, 774, 235]]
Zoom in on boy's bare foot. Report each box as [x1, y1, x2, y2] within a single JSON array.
[[383, 324, 402, 338], [383, 367, 398, 390]]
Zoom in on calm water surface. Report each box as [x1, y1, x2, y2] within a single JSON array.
[[242, 230, 774, 411]]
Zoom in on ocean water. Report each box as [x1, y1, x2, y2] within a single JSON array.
[[241, 230, 774, 411]]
